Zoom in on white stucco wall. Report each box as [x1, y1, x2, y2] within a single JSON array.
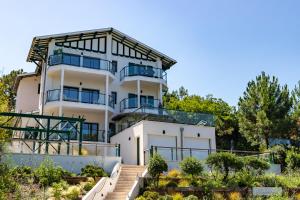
[[110, 120, 216, 165], [15, 75, 41, 113]]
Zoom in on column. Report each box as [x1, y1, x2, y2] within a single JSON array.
[[159, 83, 162, 104], [137, 80, 141, 108], [59, 68, 64, 102], [105, 74, 109, 143]]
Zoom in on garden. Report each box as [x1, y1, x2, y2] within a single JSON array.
[[136, 147, 300, 200], [0, 158, 108, 200]]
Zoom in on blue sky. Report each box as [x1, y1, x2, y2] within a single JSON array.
[[1, 0, 300, 106]]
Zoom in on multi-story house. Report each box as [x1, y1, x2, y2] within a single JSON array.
[[14, 28, 216, 165]]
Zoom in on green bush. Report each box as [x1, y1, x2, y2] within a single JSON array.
[[286, 150, 300, 170], [64, 185, 81, 200], [179, 157, 203, 178], [270, 145, 287, 165], [166, 181, 178, 188], [142, 191, 161, 200], [206, 152, 243, 182], [243, 156, 270, 175], [50, 180, 69, 200], [184, 195, 198, 200], [255, 174, 278, 187], [0, 163, 19, 197], [10, 166, 33, 184], [80, 164, 108, 178], [227, 170, 255, 187], [172, 193, 184, 200], [148, 153, 168, 186], [83, 181, 95, 191], [159, 195, 173, 200], [34, 158, 66, 187]]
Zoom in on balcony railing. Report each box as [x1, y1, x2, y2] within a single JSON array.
[[120, 64, 167, 81], [46, 89, 115, 108], [56, 129, 105, 142], [48, 53, 115, 75], [120, 97, 160, 112]]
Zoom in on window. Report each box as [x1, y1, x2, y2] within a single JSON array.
[[83, 123, 99, 141], [83, 57, 100, 69], [111, 91, 117, 104], [81, 89, 99, 104], [112, 61, 118, 73], [63, 86, 79, 102], [38, 84, 40, 94], [61, 121, 77, 140], [62, 54, 80, 66]]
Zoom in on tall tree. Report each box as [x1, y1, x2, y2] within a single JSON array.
[[238, 72, 292, 149], [0, 69, 23, 111]]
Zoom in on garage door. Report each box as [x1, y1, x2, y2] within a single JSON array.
[[183, 137, 210, 160], [148, 135, 176, 161]]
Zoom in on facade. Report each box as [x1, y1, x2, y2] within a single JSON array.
[[14, 28, 215, 164]]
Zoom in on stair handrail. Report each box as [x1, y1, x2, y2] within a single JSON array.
[[82, 177, 107, 200], [82, 162, 121, 200], [127, 167, 148, 200]]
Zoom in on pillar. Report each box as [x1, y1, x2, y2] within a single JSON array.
[[105, 74, 109, 143], [137, 80, 141, 108]]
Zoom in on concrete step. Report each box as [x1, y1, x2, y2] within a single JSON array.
[[105, 192, 127, 200]]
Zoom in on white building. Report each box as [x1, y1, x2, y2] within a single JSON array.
[[14, 28, 216, 165]]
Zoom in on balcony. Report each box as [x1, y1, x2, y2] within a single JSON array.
[[46, 88, 115, 109], [48, 53, 115, 75], [120, 97, 160, 112], [120, 64, 167, 82]]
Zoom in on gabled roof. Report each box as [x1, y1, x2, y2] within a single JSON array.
[[27, 27, 177, 71]]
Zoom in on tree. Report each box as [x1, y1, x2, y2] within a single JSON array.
[[148, 153, 168, 187], [0, 69, 23, 111], [164, 89, 237, 137], [179, 157, 203, 178], [206, 152, 244, 182], [243, 157, 270, 175], [238, 72, 292, 149]]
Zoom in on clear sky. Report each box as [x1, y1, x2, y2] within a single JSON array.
[[1, 0, 300, 106]]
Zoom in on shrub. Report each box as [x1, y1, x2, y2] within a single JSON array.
[[172, 193, 184, 200], [270, 145, 287, 165], [179, 157, 203, 178], [178, 179, 190, 187], [276, 172, 300, 188], [167, 169, 181, 178], [64, 185, 81, 200], [256, 174, 278, 187], [228, 191, 242, 200], [206, 152, 243, 182], [286, 150, 300, 170], [184, 195, 198, 200], [135, 196, 146, 200], [142, 191, 160, 200], [34, 158, 65, 186], [158, 179, 169, 187], [243, 156, 270, 175], [50, 180, 69, 200], [148, 153, 168, 186], [83, 181, 95, 192], [80, 164, 108, 178], [10, 166, 33, 184], [227, 170, 255, 188], [212, 192, 225, 200], [166, 181, 178, 188], [159, 195, 173, 200]]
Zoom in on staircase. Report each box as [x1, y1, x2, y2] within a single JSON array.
[[105, 165, 146, 200]]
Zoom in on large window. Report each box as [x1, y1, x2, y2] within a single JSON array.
[[62, 54, 80, 66], [83, 57, 100, 69], [63, 87, 79, 102], [81, 89, 99, 104], [83, 123, 99, 141]]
